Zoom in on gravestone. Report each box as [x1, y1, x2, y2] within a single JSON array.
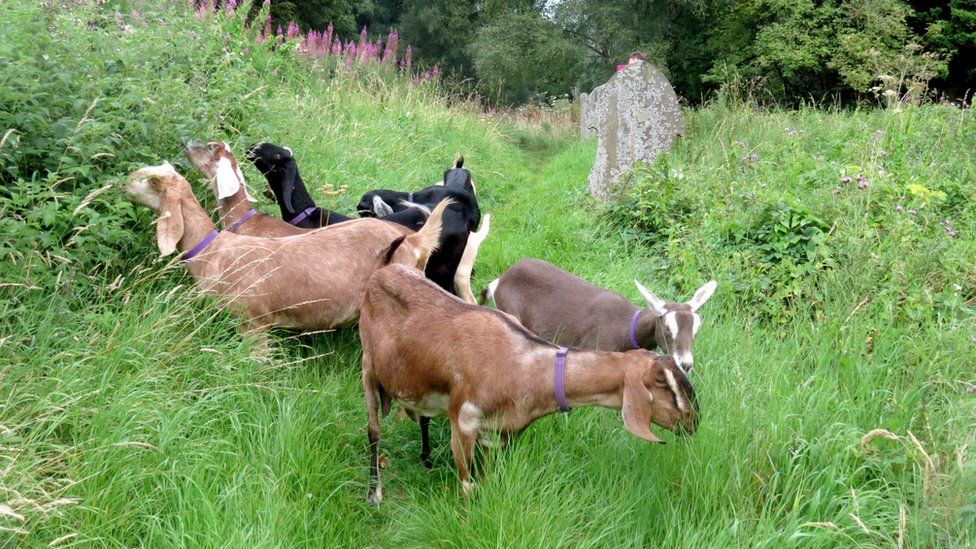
[[580, 62, 684, 201]]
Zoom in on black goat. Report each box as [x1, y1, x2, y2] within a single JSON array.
[[246, 142, 428, 231], [357, 157, 482, 298]]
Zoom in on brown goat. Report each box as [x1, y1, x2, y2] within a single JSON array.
[[184, 140, 314, 238], [486, 258, 716, 373], [185, 141, 490, 304], [359, 264, 698, 504], [124, 162, 445, 339]]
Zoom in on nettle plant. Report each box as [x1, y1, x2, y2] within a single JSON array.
[[607, 162, 692, 242], [725, 200, 835, 315]]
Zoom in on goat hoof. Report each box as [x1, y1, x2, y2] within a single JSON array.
[[420, 453, 433, 469], [365, 487, 382, 506]]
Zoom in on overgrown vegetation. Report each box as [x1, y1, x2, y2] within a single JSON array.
[[1, 0, 974, 546], [354, 0, 974, 106]]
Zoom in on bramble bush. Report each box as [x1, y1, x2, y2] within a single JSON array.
[[0, 0, 438, 298], [605, 101, 976, 323]]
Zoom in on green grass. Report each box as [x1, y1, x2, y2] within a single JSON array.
[[1, 1, 974, 546]]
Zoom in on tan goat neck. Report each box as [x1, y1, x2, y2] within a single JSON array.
[[518, 347, 628, 424]]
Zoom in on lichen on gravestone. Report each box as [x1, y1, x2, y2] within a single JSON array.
[[581, 62, 684, 201]]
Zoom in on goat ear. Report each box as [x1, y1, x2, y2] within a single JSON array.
[[156, 187, 184, 256], [621, 369, 663, 443], [634, 280, 668, 317], [687, 280, 717, 312], [372, 195, 394, 217], [281, 160, 298, 214], [214, 158, 241, 200]]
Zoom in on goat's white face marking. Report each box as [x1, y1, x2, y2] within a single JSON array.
[[372, 196, 394, 217], [458, 402, 482, 434], [664, 313, 679, 341], [692, 313, 701, 335], [664, 369, 687, 413]]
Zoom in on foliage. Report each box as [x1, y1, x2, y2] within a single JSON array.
[[1, 0, 975, 546], [606, 162, 691, 241], [724, 200, 834, 314], [469, 11, 584, 105]]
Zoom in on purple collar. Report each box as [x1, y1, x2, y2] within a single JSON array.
[[629, 310, 643, 349], [226, 208, 256, 233], [182, 230, 219, 261], [554, 346, 571, 413], [289, 206, 316, 226]]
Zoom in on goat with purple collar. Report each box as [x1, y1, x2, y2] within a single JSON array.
[[483, 258, 717, 374]]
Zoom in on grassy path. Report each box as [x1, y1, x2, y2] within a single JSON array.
[[3, 0, 972, 541]]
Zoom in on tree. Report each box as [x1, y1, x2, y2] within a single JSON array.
[[469, 10, 584, 104]]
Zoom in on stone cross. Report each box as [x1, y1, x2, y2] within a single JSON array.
[[579, 62, 684, 201]]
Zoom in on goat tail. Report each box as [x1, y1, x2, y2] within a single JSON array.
[[405, 198, 451, 260], [479, 277, 499, 305], [454, 154, 464, 169], [454, 214, 491, 304]]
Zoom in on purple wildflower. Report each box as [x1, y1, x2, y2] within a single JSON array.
[[286, 21, 300, 41], [241, 49, 249, 56], [857, 181, 869, 189], [908, 209, 918, 216], [832, 188, 841, 195], [840, 177, 852, 184], [895, 205, 903, 212]]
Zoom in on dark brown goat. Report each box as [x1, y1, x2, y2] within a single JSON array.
[[485, 258, 716, 373]]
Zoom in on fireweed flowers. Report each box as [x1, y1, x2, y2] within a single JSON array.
[[183, 1, 436, 81]]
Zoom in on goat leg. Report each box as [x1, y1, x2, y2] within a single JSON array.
[[362, 367, 383, 505], [419, 416, 432, 469], [449, 410, 478, 498], [240, 319, 270, 356]]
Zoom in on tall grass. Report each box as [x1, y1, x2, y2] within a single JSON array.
[[1, 0, 973, 546]]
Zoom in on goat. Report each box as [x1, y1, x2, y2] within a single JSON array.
[[245, 142, 490, 303], [356, 156, 476, 218], [359, 263, 698, 504], [183, 140, 309, 238], [123, 162, 446, 339], [484, 258, 716, 374], [245, 142, 428, 231], [357, 157, 483, 298]]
